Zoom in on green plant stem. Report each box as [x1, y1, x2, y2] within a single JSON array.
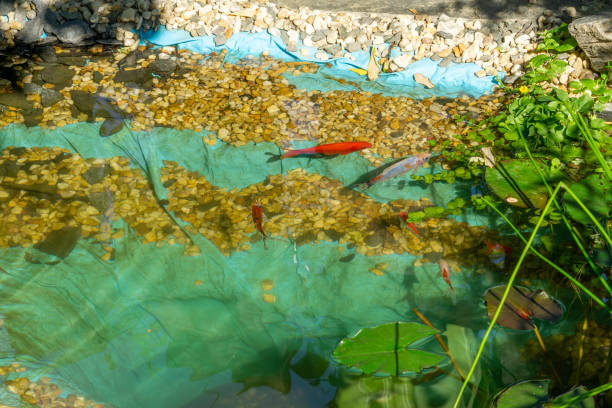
[[567, 107, 612, 181], [482, 196, 611, 314], [515, 121, 612, 297], [453, 183, 563, 408], [547, 382, 612, 407]]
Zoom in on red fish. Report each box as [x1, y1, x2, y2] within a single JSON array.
[[398, 211, 419, 235], [251, 202, 267, 249], [438, 259, 453, 291], [281, 141, 372, 159]]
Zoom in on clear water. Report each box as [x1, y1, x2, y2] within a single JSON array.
[[0, 46, 572, 408]]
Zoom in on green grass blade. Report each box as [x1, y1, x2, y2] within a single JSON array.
[[548, 382, 612, 407], [482, 196, 611, 314], [453, 183, 564, 408], [515, 121, 612, 297], [560, 181, 612, 249]]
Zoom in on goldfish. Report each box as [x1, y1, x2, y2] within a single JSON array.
[[251, 202, 267, 249], [281, 141, 372, 159], [366, 153, 431, 187], [398, 211, 419, 235], [486, 241, 512, 268], [438, 259, 454, 291]]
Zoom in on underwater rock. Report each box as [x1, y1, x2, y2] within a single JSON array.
[[33, 226, 81, 259]]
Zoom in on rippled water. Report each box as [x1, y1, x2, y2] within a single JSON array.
[[0, 45, 573, 408]]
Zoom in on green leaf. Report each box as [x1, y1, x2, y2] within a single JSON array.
[[445, 324, 481, 386], [563, 174, 612, 225], [554, 41, 577, 52], [529, 55, 551, 69], [572, 94, 594, 114], [548, 386, 595, 408], [424, 206, 445, 217], [333, 322, 445, 376], [493, 380, 550, 407], [484, 159, 565, 208]]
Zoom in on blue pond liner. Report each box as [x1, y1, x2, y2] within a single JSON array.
[[0, 28, 544, 408], [140, 27, 503, 99]]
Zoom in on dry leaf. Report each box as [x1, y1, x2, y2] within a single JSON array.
[[414, 73, 434, 88], [481, 147, 496, 168], [367, 46, 380, 81]]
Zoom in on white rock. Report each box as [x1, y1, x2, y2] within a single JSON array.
[[475, 70, 487, 78], [327, 29, 338, 43], [313, 15, 326, 30], [436, 14, 464, 38], [372, 35, 385, 45], [305, 23, 315, 35], [288, 29, 299, 42], [462, 44, 479, 61], [511, 64, 521, 74], [268, 26, 280, 37], [515, 34, 530, 45], [393, 53, 413, 68], [315, 51, 329, 60], [300, 48, 310, 57], [303, 36, 313, 47]]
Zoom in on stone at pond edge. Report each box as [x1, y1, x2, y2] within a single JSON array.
[[596, 102, 612, 122], [414, 73, 434, 88], [568, 12, 612, 72], [40, 64, 75, 89], [99, 118, 124, 137], [70, 91, 126, 120]]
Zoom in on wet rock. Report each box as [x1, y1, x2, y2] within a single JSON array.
[[34, 226, 81, 259], [54, 19, 95, 45], [0, 92, 32, 110], [37, 46, 57, 63], [15, 16, 44, 45], [40, 88, 63, 107], [57, 55, 88, 67], [596, 103, 612, 122], [113, 67, 152, 86], [569, 12, 612, 71], [99, 118, 124, 137], [149, 59, 177, 74], [93, 71, 103, 83], [70, 91, 126, 120], [40, 64, 75, 89], [83, 165, 111, 185], [24, 82, 43, 95], [22, 107, 42, 127]]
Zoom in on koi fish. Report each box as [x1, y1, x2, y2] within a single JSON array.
[[281, 141, 372, 159], [438, 259, 453, 291], [486, 241, 512, 268], [366, 153, 431, 187], [398, 211, 419, 235], [251, 202, 267, 249]]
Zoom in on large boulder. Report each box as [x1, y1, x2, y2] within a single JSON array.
[[569, 12, 612, 72]]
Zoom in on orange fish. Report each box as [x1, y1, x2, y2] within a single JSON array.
[[398, 211, 419, 235], [251, 202, 267, 249], [515, 307, 532, 322], [485, 240, 512, 268], [438, 259, 453, 291], [281, 141, 372, 159]]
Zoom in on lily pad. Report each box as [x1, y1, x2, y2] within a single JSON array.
[[333, 322, 445, 376], [485, 159, 563, 208], [492, 380, 550, 407], [484, 286, 564, 331], [563, 174, 612, 225]]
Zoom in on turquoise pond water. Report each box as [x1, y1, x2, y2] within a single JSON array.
[[0, 31, 575, 407], [0, 120, 577, 408]]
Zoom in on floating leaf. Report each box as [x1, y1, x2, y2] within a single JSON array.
[[484, 285, 564, 331], [333, 322, 445, 376], [563, 174, 612, 225], [485, 159, 564, 208], [493, 380, 550, 407]]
